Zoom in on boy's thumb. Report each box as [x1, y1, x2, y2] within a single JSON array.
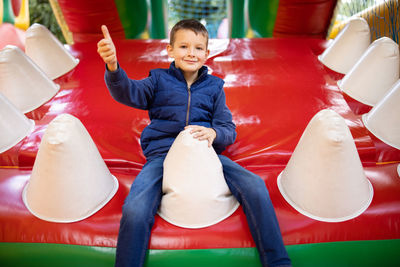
[[101, 25, 112, 40]]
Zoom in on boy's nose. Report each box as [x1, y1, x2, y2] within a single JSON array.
[[187, 47, 195, 56]]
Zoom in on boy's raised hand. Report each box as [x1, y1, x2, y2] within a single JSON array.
[[97, 25, 118, 71]]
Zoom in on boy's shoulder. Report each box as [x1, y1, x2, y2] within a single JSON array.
[[207, 73, 224, 83], [204, 72, 225, 90], [149, 66, 169, 76]]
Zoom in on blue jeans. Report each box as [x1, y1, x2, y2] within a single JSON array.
[[115, 155, 291, 267]]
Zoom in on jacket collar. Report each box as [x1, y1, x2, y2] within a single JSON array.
[[169, 61, 208, 85]]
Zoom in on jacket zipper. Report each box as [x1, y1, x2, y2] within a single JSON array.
[[185, 85, 191, 126]]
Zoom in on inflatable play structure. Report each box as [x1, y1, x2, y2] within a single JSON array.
[[1, 0, 400, 266], [40, 0, 338, 42]]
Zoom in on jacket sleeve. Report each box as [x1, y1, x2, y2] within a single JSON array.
[[104, 64, 156, 110], [211, 83, 237, 153]]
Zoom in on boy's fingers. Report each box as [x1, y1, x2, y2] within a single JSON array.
[[102, 50, 115, 57], [101, 25, 112, 40], [98, 44, 113, 53], [186, 125, 203, 132], [194, 132, 206, 138], [184, 126, 214, 147], [98, 38, 111, 46]]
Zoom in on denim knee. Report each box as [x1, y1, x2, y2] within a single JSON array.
[[240, 173, 270, 197], [231, 173, 269, 198], [121, 199, 151, 229]]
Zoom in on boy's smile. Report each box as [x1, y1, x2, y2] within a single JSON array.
[[167, 29, 210, 83]]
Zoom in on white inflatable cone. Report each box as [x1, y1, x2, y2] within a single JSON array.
[[22, 114, 118, 223], [158, 129, 239, 228], [0, 45, 60, 113], [208, 39, 230, 58], [0, 92, 34, 153], [362, 79, 400, 149], [25, 23, 79, 79], [339, 37, 399, 106], [318, 17, 370, 74], [277, 109, 373, 222]]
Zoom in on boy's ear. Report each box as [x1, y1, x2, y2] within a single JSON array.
[[166, 44, 174, 58], [206, 49, 210, 59]]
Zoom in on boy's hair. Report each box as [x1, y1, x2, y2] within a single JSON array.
[[170, 19, 209, 47]]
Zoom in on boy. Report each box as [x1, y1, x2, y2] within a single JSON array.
[[97, 19, 291, 267]]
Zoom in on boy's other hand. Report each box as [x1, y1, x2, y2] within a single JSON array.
[[97, 25, 118, 71], [185, 125, 216, 147]]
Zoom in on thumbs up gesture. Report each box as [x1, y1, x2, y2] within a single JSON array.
[[97, 25, 118, 71]]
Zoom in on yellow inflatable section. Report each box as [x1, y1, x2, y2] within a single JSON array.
[[1, 1, 3, 24], [330, 0, 399, 42], [14, 0, 29, 30]]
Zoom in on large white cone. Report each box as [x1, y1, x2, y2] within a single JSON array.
[[0, 45, 60, 113], [339, 37, 399, 106], [158, 129, 239, 228], [277, 109, 373, 222], [25, 23, 79, 79], [362, 79, 400, 149], [318, 17, 370, 74], [22, 114, 118, 223], [0, 92, 34, 153]]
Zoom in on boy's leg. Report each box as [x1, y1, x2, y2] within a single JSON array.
[[115, 156, 165, 267], [219, 155, 291, 267]]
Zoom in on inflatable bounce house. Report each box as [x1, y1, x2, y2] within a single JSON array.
[[1, 0, 400, 266]]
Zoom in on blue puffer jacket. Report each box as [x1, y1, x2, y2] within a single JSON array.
[[105, 62, 236, 160]]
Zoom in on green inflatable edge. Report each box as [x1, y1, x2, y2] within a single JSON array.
[[1, 239, 399, 266], [149, 0, 167, 39], [248, 0, 279, 38], [114, 0, 167, 39], [114, 0, 148, 39], [230, 0, 279, 38], [230, 0, 246, 38], [2, 0, 15, 24]]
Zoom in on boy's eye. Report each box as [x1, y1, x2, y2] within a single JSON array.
[[196, 47, 204, 50], [180, 45, 187, 49]]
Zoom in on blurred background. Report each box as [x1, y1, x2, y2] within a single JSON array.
[[1, 0, 399, 44]]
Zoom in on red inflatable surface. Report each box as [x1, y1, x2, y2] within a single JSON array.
[[0, 23, 26, 51], [1, 163, 399, 249], [57, 0, 126, 43], [273, 0, 337, 38], [1, 38, 399, 250]]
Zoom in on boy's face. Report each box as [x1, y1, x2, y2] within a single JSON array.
[[167, 29, 210, 75]]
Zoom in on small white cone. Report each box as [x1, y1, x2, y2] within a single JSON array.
[[0, 92, 34, 153], [318, 18, 370, 74], [338, 37, 399, 106], [22, 114, 118, 223], [25, 23, 79, 79], [158, 129, 239, 228], [362, 79, 400, 149], [0, 45, 60, 113], [277, 109, 373, 222]]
